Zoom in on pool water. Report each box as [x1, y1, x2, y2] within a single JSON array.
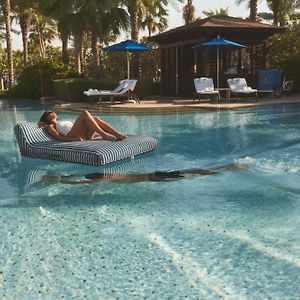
[[0, 101, 299, 299]]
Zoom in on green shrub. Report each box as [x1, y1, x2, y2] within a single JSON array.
[[135, 79, 160, 99], [7, 58, 75, 99], [6, 64, 42, 99], [53, 78, 160, 102], [283, 56, 300, 92], [269, 23, 300, 92]]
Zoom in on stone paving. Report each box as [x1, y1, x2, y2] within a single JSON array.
[[54, 94, 300, 114]]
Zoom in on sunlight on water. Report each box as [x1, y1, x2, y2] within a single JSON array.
[[0, 101, 299, 299]]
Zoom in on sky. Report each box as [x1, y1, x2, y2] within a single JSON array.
[[12, 0, 270, 50], [168, 0, 269, 28]]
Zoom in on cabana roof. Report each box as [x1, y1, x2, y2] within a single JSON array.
[[149, 16, 285, 45]]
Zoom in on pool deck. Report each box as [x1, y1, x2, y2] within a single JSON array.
[[54, 94, 300, 114]]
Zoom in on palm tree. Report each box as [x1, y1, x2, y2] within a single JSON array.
[[183, 0, 195, 24], [37, 0, 73, 64], [80, 0, 128, 76], [203, 8, 229, 17], [265, 0, 298, 26], [1, 0, 14, 88], [61, 0, 128, 75], [270, 0, 280, 25], [249, 0, 258, 20], [122, 0, 152, 77], [123, 0, 183, 41], [124, 0, 140, 42], [11, 0, 36, 65], [235, 0, 258, 20], [29, 13, 57, 58], [0, 14, 7, 42], [140, 0, 168, 36], [236, 0, 258, 77], [122, 0, 183, 77], [69, 0, 128, 75]]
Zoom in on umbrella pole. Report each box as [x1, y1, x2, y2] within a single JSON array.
[[127, 51, 130, 79], [217, 46, 219, 88], [176, 46, 179, 96]]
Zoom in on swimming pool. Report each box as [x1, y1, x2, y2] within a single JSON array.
[[0, 100, 299, 299]]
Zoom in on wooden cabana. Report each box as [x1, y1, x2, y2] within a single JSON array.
[[149, 16, 285, 97]]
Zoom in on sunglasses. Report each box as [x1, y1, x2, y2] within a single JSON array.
[[44, 110, 54, 115]]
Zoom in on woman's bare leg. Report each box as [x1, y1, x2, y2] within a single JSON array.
[[94, 117, 127, 140], [67, 111, 112, 140], [84, 128, 97, 140]]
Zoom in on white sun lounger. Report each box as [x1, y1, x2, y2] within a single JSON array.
[[83, 79, 128, 96], [193, 77, 220, 102], [83, 79, 139, 103], [227, 78, 258, 101]]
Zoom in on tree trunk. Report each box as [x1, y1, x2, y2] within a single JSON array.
[[272, 0, 280, 25], [34, 16, 46, 58], [129, 1, 139, 42], [249, 0, 258, 81], [183, 0, 195, 24], [60, 29, 69, 64], [2, 0, 14, 88], [249, 0, 258, 21], [20, 12, 31, 65], [38, 23, 46, 58], [129, 1, 139, 78], [74, 32, 83, 74], [91, 29, 100, 77]]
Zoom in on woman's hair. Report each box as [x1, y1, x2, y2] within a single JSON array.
[[38, 110, 53, 127]]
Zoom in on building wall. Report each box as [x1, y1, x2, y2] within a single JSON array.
[[161, 48, 176, 96], [160, 43, 270, 97]]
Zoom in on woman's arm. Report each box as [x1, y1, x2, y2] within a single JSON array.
[[47, 125, 83, 141]]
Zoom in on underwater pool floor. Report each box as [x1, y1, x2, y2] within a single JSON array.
[[0, 101, 299, 299]]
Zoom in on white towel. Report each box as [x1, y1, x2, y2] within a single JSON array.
[[83, 89, 99, 96], [205, 87, 214, 92]]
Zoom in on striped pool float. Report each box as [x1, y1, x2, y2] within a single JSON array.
[[14, 122, 158, 166]]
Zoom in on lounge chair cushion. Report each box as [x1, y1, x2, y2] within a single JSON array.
[[15, 122, 157, 166], [227, 78, 258, 93]]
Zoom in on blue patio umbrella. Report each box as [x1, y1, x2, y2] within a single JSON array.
[[103, 39, 152, 79], [193, 35, 246, 88]]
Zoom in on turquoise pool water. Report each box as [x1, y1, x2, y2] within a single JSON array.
[[0, 100, 299, 299]]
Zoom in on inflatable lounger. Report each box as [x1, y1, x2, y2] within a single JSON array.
[[15, 122, 157, 166]]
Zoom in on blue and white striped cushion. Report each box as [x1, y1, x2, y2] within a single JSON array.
[[14, 122, 158, 166]]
